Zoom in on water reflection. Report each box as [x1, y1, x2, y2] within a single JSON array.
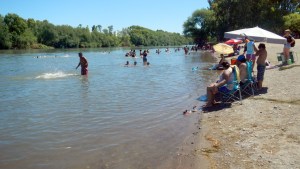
[[79, 75, 89, 113]]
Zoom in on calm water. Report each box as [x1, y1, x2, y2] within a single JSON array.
[[0, 48, 217, 169]]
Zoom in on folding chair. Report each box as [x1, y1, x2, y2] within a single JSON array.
[[240, 61, 257, 96], [217, 65, 242, 104]]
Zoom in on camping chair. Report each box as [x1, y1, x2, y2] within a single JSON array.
[[217, 65, 242, 104], [240, 61, 257, 96]]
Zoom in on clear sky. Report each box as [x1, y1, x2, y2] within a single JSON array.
[[1, 0, 209, 34]]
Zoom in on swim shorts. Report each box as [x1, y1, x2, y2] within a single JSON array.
[[246, 54, 256, 60], [218, 86, 231, 93], [81, 67, 88, 75], [284, 43, 291, 49], [257, 65, 266, 81]]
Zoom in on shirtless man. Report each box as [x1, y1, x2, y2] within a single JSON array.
[[255, 43, 267, 90], [76, 52, 88, 75], [236, 55, 247, 84]]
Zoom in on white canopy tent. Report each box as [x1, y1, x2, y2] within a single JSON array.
[[224, 26, 286, 44]]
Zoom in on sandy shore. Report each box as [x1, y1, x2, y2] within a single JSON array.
[[173, 40, 300, 169]]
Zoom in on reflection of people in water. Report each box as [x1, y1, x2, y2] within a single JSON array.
[[76, 52, 88, 75]]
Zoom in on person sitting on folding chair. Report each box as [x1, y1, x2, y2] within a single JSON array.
[[236, 55, 248, 85], [236, 54, 257, 96], [203, 61, 234, 108]]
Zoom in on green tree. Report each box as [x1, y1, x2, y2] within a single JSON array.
[[0, 15, 12, 49], [108, 25, 113, 35], [36, 20, 58, 46], [283, 13, 300, 35], [18, 29, 37, 48], [183, 9, 216, 45], [4, 13, 27, 35]]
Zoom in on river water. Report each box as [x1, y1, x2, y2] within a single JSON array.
[[0, 48, 217, 169]]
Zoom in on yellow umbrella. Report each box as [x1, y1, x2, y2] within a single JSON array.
[[213, 43, 234, 55]]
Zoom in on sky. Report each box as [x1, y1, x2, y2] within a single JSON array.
[[1, 0, 209, 34]]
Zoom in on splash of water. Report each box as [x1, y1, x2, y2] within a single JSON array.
[[35, 71, 77, 79]]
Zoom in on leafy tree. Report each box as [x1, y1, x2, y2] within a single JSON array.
[[36, 20, 58, 46], [0, 13, 190, 49], [4, 13, 27, 35], [108, 25, 113, 35], [182, 0, 300, 43], [18, 29, 37, 48], [283, 13, 300, 36], [183, 9, 216, 45], [0, 15, 12, 49]]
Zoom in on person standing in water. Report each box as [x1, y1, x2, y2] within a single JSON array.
[[142, 50, 148, 65], [76, 52, 88, 75]]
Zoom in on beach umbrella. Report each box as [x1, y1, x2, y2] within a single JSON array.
[[213, 43, 234, 55], [224, 26, 286, 44], [225, 39, 243, 45]]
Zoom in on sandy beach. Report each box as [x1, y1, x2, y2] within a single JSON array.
[[174, 40, 300, 169]]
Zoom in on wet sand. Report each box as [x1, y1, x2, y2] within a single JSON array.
[[174, 40, 300, 169]]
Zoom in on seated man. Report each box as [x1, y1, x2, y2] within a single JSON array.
[[203, 61, 234, 107], [236, 55, 248, 85]]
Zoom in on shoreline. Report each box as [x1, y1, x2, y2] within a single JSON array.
[[175, 40, 300, 168]]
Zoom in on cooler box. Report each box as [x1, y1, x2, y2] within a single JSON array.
[[289, 52, 295, 63], [277, 53, 284, 61], [277, 52, 295, 63], [231, 58, 237, 65]]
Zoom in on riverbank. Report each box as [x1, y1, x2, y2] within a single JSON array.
[[175, 40, 300, 169]]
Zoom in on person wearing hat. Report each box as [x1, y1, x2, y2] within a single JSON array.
[[236, 55, 248, 85], [283, 29, 295, 64], [76, 52, 88, 75]]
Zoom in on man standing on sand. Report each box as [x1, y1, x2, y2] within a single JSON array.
[[255, 43, 267, 90], [76, 52, 88, 75]]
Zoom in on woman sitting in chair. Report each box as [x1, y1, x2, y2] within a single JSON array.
[[203, 61, 234, 108]]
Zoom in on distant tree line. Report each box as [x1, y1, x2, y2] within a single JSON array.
[[0, 13, 192, 49], [183, 0, 300, 46]]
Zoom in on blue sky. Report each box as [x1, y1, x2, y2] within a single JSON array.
[[1, 0, 209, 34]]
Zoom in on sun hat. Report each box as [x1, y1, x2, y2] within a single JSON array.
[[285, 29, 291, 32], [237, 55, 246, 62]]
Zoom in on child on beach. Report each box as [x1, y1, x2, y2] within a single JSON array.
[[255, 43, 267, 90]]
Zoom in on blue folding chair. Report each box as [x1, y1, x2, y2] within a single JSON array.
[[218, 66, 242, 104], [240, 61, 257, 96]]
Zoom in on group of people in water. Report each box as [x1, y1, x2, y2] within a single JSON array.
[[123, 46, 195, 67], [124, 49, 150, 66]]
